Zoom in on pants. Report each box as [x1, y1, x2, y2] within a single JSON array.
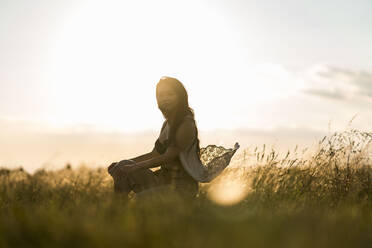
[[111, 168, 199, 199]]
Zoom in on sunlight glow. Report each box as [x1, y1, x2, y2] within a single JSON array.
[[47, 0, 296, 132], [207, 176, 251, 206]]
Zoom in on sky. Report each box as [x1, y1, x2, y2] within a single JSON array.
[[1, 0, 371, 171]]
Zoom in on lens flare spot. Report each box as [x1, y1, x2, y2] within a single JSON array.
[[207, 177, 250, 206]]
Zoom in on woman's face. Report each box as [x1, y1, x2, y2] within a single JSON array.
[[156, 83, 179, 118]]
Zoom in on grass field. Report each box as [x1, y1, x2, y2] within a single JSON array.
[[1, 129, 372, 248]]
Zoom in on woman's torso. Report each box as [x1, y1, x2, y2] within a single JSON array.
[[155, 115, 199, 196]]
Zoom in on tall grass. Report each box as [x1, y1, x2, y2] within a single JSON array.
[[1, 129, 372, 247]]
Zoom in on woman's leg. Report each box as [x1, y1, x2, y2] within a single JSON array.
[[112, 168, 160, 195]]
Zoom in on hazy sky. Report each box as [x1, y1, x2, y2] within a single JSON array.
[[1, 0, 371, 170], [1, 0, 372, 131]]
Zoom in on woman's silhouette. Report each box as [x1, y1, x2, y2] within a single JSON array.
[[108, 76, 239, 199]]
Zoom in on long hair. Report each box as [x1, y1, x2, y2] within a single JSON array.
[[156, 76, 201, 156]]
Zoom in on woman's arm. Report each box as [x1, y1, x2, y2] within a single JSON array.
[[127, 147, 160, 163], [110, 148, 160, 175], [122, 119, 196, 172], [131, 146, 181, 170]]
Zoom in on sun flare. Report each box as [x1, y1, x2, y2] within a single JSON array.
[[46, 0, 290, 132]]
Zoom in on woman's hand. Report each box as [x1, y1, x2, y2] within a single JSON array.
[[109, 159, 138, 177], [108, 159, 135, 176], [117, 159, 135, 167], [117, 164, 137, 174]]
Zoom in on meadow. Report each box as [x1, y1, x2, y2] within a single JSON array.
[[1, 129, 372, 248]]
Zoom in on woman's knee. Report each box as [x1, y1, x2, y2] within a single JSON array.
[[108, 160, 135, 177], [107, 162, 118, 176]]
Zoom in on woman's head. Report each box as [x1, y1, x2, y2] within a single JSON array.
[[156, 76, 189, 119], [156, 76, 200, 154]]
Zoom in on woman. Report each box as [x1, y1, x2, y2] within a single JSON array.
[[108, 76, 240, 199], [108, 76, 201, 199]]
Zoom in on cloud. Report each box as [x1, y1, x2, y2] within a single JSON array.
[[302, 88, 348, 101], [301, 65, 372, 102]]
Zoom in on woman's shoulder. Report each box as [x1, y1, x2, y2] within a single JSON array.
[[183, 113, 196, 124], [181, 114, 196, 133], [160, 114, 196, 135], [174, 119, 197, 151], [178, 114, 197, 136]]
